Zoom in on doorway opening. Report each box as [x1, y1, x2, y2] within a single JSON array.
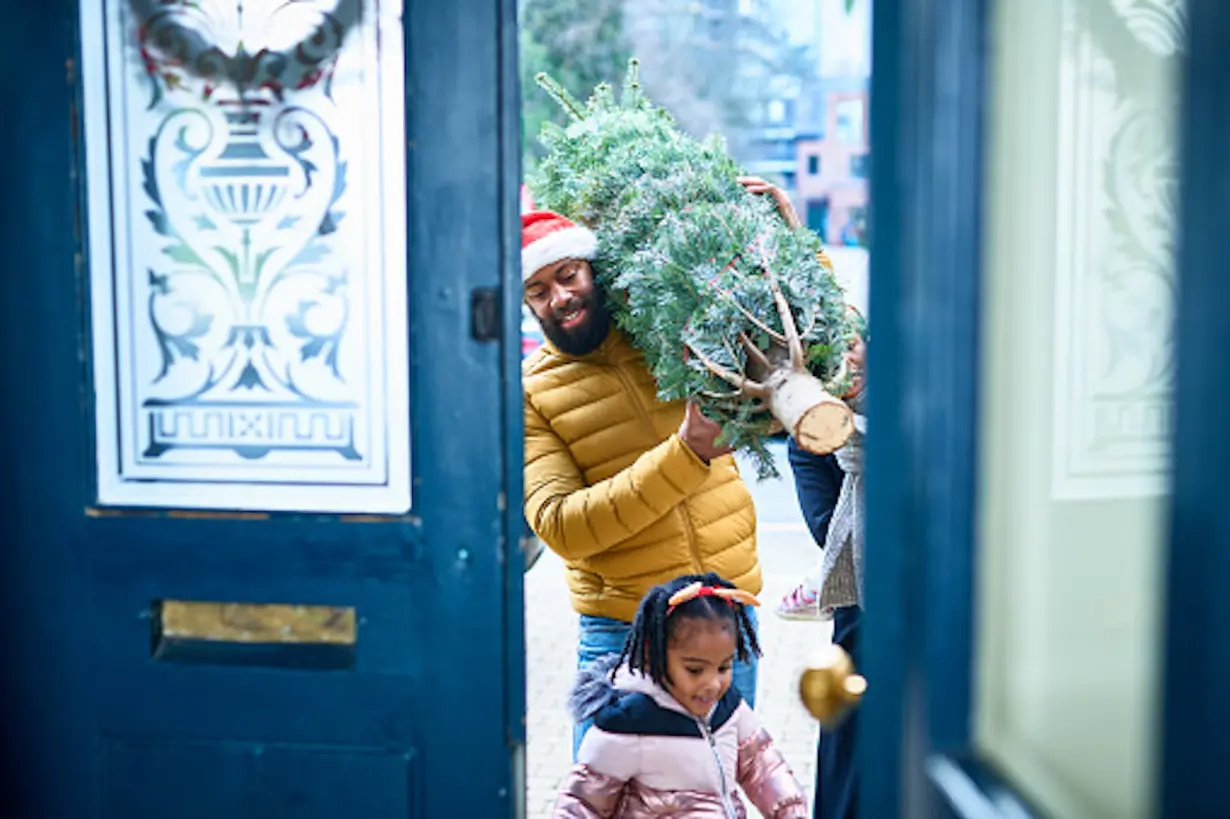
[[516, 0, 873, 815]]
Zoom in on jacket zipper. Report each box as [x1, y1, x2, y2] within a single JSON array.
[[699, 719, 738, 819], [613, 362, 703, 573]]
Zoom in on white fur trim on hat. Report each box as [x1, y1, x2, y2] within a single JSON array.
[[522, 226, 599, 281]]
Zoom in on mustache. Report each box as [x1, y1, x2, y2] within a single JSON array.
[[549, 297, 589, 322]]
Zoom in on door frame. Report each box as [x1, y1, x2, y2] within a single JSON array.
[[862, 0, 1230, 815], [1159, 1, 1230, 813], [861, 0, 1001, 813]]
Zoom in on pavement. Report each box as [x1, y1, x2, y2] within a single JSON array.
[[523, 439, 833, 817]]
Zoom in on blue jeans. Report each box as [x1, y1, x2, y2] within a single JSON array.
[[571, 608, 760, 759]]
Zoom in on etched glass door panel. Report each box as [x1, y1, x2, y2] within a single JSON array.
[[975, 0, 1183, 815], [81, 0, 410, 513]]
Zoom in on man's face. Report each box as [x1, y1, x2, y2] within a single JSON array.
[[523, 258, 611, 356]]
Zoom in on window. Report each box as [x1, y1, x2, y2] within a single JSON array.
[[805, 199, 829, 238], [849, 153, 868, 178], [833, 98, 866, 145], [807, 155, 820, 175]]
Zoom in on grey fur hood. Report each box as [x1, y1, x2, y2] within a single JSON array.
[[567, 653, 623, 722]]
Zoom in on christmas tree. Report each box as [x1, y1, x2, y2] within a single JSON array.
[[529, 60, 856, 475]]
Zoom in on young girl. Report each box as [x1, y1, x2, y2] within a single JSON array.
[[553, 573, 808, 818]]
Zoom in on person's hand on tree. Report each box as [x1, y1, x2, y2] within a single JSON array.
[[738, 175, 801, 229], [679, 402, 734, 464]]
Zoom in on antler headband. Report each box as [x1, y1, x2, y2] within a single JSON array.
[[666, 582, 761, 615]]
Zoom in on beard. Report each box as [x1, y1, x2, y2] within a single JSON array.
[[539, 292, 613, 357]]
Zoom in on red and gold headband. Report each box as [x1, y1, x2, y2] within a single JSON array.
[[666, 582, 761, 616]]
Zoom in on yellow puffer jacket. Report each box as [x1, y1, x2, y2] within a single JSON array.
[[523, 330, 761, 623]]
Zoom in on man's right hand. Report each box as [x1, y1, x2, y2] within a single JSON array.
[[679, 402, 734, 464]]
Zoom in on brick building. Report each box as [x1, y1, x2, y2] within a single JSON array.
[[794, 89, 869, 245]]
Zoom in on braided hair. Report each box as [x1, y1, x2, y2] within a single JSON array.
[[614, 573, 762, 689]]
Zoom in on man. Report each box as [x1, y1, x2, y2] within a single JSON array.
[[520, 206, 763, 757]]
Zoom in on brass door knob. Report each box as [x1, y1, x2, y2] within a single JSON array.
[[799, 644, 867, 727]]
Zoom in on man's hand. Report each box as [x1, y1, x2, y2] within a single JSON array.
[[679, 402, 734, 464], [738, 175, 801, 229]]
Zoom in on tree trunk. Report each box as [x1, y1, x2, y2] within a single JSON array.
[[766, 370, 853, 455]]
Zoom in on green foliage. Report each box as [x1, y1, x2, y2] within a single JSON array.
[[518, 0, 631, 178], [531, 61, 853, 476]]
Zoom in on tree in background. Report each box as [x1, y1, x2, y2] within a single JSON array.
[[622, 0, 815, 161], [519, 0, 632, 177], [520, 0, 820, 178]]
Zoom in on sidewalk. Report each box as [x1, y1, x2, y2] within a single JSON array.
[[524, 454, 832, 817]]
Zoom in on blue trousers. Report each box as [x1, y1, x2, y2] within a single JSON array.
[[815, 605, 861, 819], [572, 608, 760, 759]]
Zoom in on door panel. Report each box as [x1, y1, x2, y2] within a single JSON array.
[[861, 0, 1230, 816], [973, 1, 1180, 815], [0, 0, 524, 816], [101, 739, 416, 819]]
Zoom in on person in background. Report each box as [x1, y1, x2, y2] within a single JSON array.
[[781, 312, 867, 819]]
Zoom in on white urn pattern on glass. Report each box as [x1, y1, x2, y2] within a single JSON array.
[[82, 0, 411, 513], [1051, 0, 1184, 500]]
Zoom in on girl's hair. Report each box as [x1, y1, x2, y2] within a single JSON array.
[[615, 572, 762, 688]]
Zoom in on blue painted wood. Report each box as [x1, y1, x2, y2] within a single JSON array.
[[861, 0, 1003, 814], [498, 0, 530, 760], [869, 0, 1230, 815], [0, 0, 525, 815], [0, 1, 99, 815], [1160, 0, 1230, 813], [907, 0, 987, 761], [859, 0, 911, 813]]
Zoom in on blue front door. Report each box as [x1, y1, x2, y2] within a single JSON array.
[[0, 0, 525, 816], [859, 0, 1230, 815]]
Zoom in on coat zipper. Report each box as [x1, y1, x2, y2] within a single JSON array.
[[613, 361, 703, 573], [699, 719, 738, 819]]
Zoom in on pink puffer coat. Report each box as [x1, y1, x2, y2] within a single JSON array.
[[553, 657, 808, 818]]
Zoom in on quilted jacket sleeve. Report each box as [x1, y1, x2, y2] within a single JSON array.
[[734, 704, 809, 818], [551, 764, 628, 818], [552, 726, 639, 818], [524, 400, 711, 561]]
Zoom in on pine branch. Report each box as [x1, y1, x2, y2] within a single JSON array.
[[769, 276, 805, 370], [620, 57, 643, 108], [685, 343, 770, 398], [723, 290, 788, 344], [534, 72, 586, 121], [739, 332, 772, 371], [721, 338, 746, 379], [700, 387, 745, 400]]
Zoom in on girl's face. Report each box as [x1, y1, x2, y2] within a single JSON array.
[[664, 617, 737, 718]]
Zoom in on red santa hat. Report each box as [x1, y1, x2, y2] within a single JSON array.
[[520, 210, 598, 281]]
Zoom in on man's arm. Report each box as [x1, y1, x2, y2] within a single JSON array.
[[524, 400, 712, 562]]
